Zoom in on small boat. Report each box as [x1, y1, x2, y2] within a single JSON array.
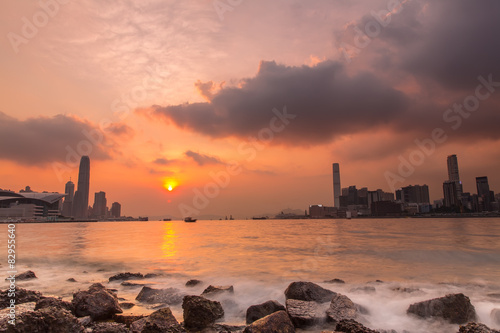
[[184, 217, 197, 223]]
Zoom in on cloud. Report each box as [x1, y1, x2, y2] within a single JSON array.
[[153, 157, 175, 165], [106, 122, 135, 137], [0, 112, 112, 165], [184, 150, 224, 166]]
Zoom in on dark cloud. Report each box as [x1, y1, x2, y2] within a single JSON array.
[[0, 112, 111, 165], [153, 157, 175, 165], [146, 60, 409, 145], [184, 150, 224, 166], [106, 122, 134, 137]]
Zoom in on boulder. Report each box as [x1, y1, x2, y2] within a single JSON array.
[[458, 322, 500, 333], [202, 285, 234, 297], [7, 271, 37, 281], [1, 306, 84, 333], [119, 302, 135, 309], [130, 308, 183, 333], [285, 299, 328, 328], [121, 281, 147, 287], [66, 278, 77, 282], [135, 286, 184, 305], [335, 319, 379, 333], [144, 273, 164, 279], [77, 316, 92, 326], [87, 321, 129, 332], [182, 295, 224, 331], [0, 302, 35, 325], [246, 300, 286, 324], [243, 310, 295, 333], [186, 279, 203, 287], [324, 278, 346, 284], [284, 282, 336, 303], [326, 293, 357, 324], [72, 283, 122, 320], [109, 272, 144, 282], [407, 293, 477, 324], [214, 323, 246, 332], [0, 289, 42, 309], [35, 297, 74, 314], [491, 308, 500, 326]]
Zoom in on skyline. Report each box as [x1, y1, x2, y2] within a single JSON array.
[[1, 1, 500, 217]]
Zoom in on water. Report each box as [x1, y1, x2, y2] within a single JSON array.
[[2, 218, 500, 332]]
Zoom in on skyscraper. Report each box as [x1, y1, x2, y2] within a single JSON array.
[[61, 180, 75, 217], [443, 154, 462, 209], [476, 176, 491, 211], [447, 155, 460, 182], [333, 163, 341, 207], [73, 156, 90, 218], [92, 191, 107, 219], [111, 202, 121, 218]]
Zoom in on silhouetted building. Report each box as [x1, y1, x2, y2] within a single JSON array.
[[73, 156, 90, 218], [333, 163, 341, 207], [371, 201, 403, 217], [111, 202, 121, 218], [476, 176, 492, 211], [19, 186, 33, 193], [92, 191, 107, 219], [397, 185, 430, 204], [447, 155, 460, 182], [309, 205, 338, 218], [443, 180, 460, 208], [61, 180, 75, 217]]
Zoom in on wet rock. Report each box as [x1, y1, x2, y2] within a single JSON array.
[[0, 302, 35, 324], [6, 271, 37, 281], [458, 322, 500, 333], [67, 278, 77, 282], [35, 297, 74, 313], [243, 310, 295, 333], [246, 300, 286, 324], [109, 272, 144, 282], [285, 299, 328, 328], [491, 308, 500, 326], [186, 279, 203, 287], [77, 315, 92, 326], [2, 306, 84, 333], [202, 285, 234, 297], [407, 293, 477, 324], [144, 273, 164, 279], [392, 287, 421, 294], [0, 289, 42, 309], [284, 282, 336, 303], [182, 295, 224, 331], [326, 293, 357, 324], [324, 278, 346, 284], [114, 314, 145, 327], [130, 308, 183, 332], [135, 286, 184, 305], [121, 281, 147, 287], [119, 302, 135, 309], [214, 323, 246, 332], [88, 321, 129, 332], [72, 283, 123, 320], [335, 319, 379, 333]]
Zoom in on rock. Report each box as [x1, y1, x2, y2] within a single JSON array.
[[350, 286, 376, 294], [182, 295, 224, 331], [491, 308, 500, 326], [144, 273, 164, 279], [5, 271, 37, 281], [121, 281, 147, 287], [458, 322, 500, 333], [0, 302, 35, 324], [2, 306, 84, 333], [186, 279, 203, 287], [135, 286, 184, 305], [392, 287, 421, 294], [87, 321, 129, 332], [72, 283, 123, 320], [246, 300, 286, 324], [407, 293, 477, 324], [78, 316, 92, 326], [130, 308, 183, 332], [109, 272, 144, 282], [214, 323, 246, 332], [326, 293, 357, 324], [119, 302, 135, 309], [284, 281, 336, 303], [35, 297, 74, 313], [243, 310, 295, 333], [335, 319, 379, 333], [67, 278, 77, 282], [114, 314, 145, 327], [324, 279, 346, 284], [202, 285, 235, 297], [0, 289, 42, 309], [285, 299, 329, 328]]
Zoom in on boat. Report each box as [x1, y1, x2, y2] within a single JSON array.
[[163, 218, 171, 221], [184, 217, 197, 223], [252, 216, 268, 220]]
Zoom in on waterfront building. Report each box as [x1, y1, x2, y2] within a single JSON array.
[[73, 156, 90, 218], [333, 163, 341, 207], [111, 202, 121, 218], [92, 191, 107, 219]]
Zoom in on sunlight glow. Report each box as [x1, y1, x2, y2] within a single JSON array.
[[163, 179, 179, 192]]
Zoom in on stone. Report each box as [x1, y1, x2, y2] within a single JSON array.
[[135, 286, 184, 305], [326, 293, 357, 324], [350, 286, 376, 294], [324, 279, 346, 284], [243, 310, 295, 333], [67, 278, 77, 282], [214, 323, 246, 332], [6, 271, 37, 281], [87, 321, 129, 333], [121, 281, 147, 287], [1, 306, 84, 333], [458, 322, 500, 333], [202, 285, 234, 297], [0, 302, 35, 324], [109, 272, 144, 282], [144, 273, 164, 279], [186, 279, 203, 287], [119, 302, 135, 309], [407, 293, 477, 324], [35, 297, 74, 314], [335, 319, 379, 333], [0, 289, 42, 309], [130, 308, 183, 333], [182, 295, 224, 331], [392, 287, 421, 294], [284, 282, 336, 303], [72, 283, 123, 320], [285, 299, 328, 328], [491, 308, 500, 326], [114, 314, 145, 327], [78, 316, 92, 326], [246, 300, 286, 324]]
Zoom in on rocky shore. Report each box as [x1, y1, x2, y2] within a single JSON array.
[[1, 271, 499, 333]]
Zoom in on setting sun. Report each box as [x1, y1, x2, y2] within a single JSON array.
[[163, 179, 179, 192]]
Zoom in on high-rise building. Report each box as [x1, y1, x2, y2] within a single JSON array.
[[443, 180, 460, 208], [92, 191, 107, 219], [333, 163, 341, 207], [73, 156, 90, 218], [398, 185, 430, 204], [111, 202, 121, 218], [443, 155, 462, 209], [61, 180, 75, 217], [447, 155, 460, 182], [476, 176, 492, 211]]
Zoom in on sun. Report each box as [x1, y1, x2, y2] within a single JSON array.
[[163, 179, 178, 192]]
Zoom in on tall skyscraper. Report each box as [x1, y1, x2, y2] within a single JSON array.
[[447, 155, 460, 182], [333, 163, 341, 207], [476, 176, 491, 211], [111, 202, 121, 218], [73, 156, 90, 218], [61, 180, 75, 217], [443, 154, 462, 208], [92, 191, 107, 219]]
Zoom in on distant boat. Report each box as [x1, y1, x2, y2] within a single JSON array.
[[252, 216, 268, 220], [184, 217, 197, 223]]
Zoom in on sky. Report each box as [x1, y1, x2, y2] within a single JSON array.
[[1, 0, 499, 218]]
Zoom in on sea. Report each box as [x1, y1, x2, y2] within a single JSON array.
[[2, 218, 500, 332]]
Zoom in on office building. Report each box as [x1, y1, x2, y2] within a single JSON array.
[[73, 156, 90, 218], [333, 163, 341, 207], [61, 180, 74, 217], [111, 202, 121, 218], [476, 176, 493, 211], [92, 191, 107, 219]]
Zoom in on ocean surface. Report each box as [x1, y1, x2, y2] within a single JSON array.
[[2, 218, 500, 332]]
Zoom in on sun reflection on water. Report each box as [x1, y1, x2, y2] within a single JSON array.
[[161, 223, 177, 258]]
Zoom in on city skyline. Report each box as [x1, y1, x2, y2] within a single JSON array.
[[1, 1, 500, 217]]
